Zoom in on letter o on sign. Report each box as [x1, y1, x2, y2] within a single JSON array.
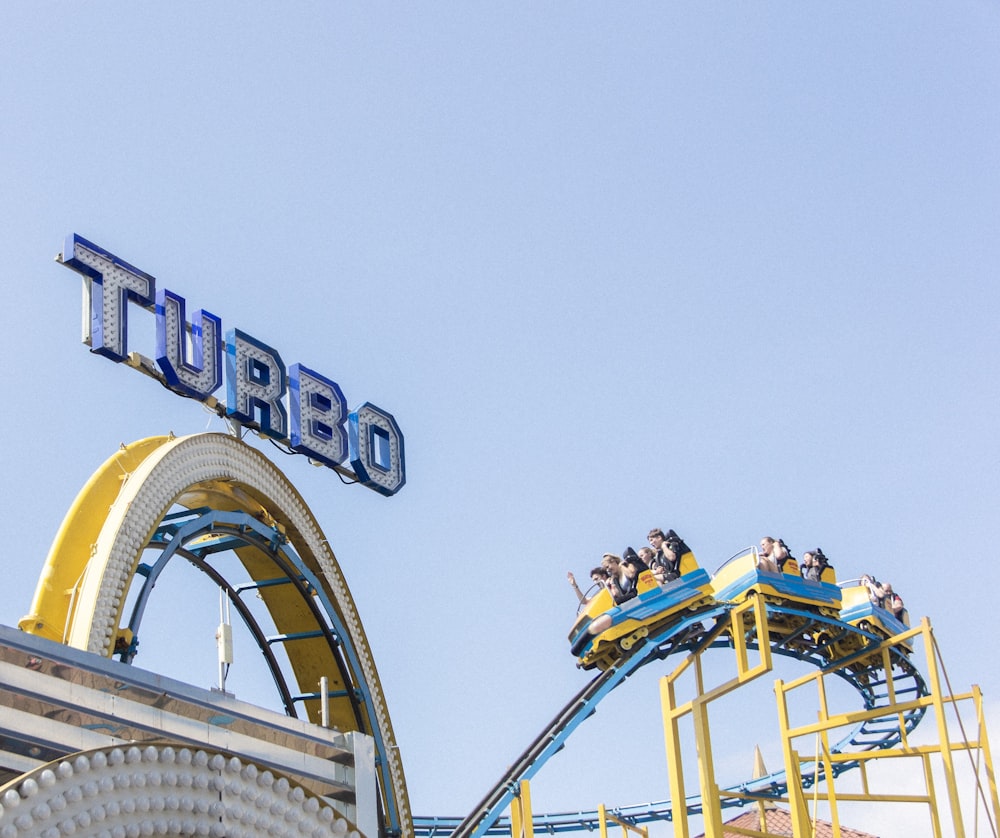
[[349, 404, 405, 497]]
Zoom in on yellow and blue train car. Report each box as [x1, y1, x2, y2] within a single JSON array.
[[709, 548, 842, 616], [568, 567, 714, 671], [838, 579, 913, 653]]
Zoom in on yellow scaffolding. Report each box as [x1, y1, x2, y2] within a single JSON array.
[[775, 618, 999, 838], [657, 601, 999, 837]]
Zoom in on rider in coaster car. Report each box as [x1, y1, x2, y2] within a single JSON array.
[[648, 528, 697, 582]]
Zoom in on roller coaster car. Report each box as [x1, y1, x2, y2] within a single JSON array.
[[838, 579, 913, 653], [709, 549, 842, 618], [568, 564, 713, 671]]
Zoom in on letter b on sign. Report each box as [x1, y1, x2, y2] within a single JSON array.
[[289, 364, 348, 467]]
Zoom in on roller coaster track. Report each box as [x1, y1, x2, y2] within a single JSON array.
[[412, 601, 928, 838]]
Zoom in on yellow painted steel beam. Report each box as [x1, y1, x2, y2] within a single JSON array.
[[818, 730, 842, 836], [599, 806, 648, 838], [775, 694, 813, 838], [660, 597, 777, 838], [509, 781, 533, 838], [920, 750, 945, 838], [789, 792, 933, 804], [19, 435, 170, 643], [660, 674, 691, 838], [780, 697, 932, 739], [660, 611, 734, 684], [819, 743, 991, 761], [692, 690, 723, 837], [921, 620, 966, 838]]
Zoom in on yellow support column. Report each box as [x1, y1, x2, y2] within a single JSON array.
[[921, 751, 944, 838], [923, 619, 966, 837], [774, 683, 813, 837], [661, 675, 691, 838], [509, 780, 533, 838], [597, 804, 608, 838], [818, 728, 841, 837], [692, 695, 723, 838], [660, 597, 775, 837]]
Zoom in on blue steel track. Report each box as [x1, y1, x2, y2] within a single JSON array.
[[412, 602, 927, 838]]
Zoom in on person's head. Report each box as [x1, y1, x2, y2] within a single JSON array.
[[590, 567, 608, 585], [760, 536, 775, 556], [638, 546, 655, 562], [648, 528, 666, 548], [601, 553, 621, 573], [883, 583, 894, 595], [802, 551, 815, 566]]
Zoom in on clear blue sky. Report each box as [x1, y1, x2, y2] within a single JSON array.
[[2, 4, 998, 836]]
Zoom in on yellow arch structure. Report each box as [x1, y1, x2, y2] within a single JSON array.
[[20, 435, 167, 645], [19, 432, 411, 838]]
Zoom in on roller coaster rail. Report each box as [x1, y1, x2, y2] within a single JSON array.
[[413, 597, 930, 838]]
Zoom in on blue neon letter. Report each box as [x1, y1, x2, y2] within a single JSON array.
[[155, 289, 223, 400], [59, 234, 156, 362], [225, 328, 288, 439], [348, 403, 406, 497], [289, 364, 348, 467]]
